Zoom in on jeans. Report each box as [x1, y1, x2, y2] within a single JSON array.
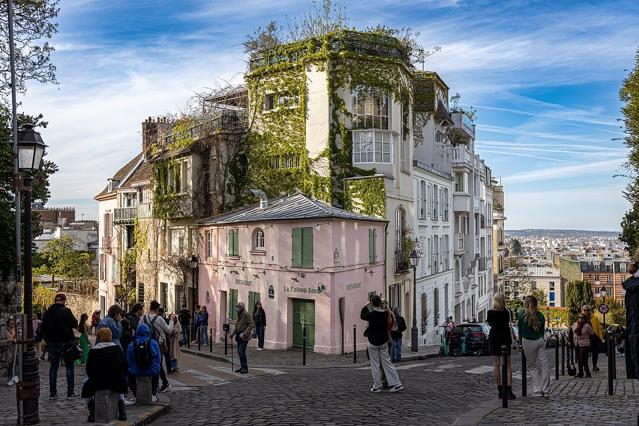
[[179, 324, 189, 345], [199, 325, 209, 345], [367, 342, 401, 389], [129, 374, 159, 396], [236, 338, 248, 369], [390, 338, 402, 362], [577, 346, 592, 377], [47, 343, 75, 397], [522, 338, 550, 394], [256, 324, 265, 349]]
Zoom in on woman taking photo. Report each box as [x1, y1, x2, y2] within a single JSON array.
[[487, 293, 515, 400], [518, 295, 550, 397]]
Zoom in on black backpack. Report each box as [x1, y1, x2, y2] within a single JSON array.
[[134, 340, 152, 370]]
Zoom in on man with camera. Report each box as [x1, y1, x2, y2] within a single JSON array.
[[230, 301, 255, 374]]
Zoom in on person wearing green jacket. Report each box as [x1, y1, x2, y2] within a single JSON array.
[[517, 295, 550, 397], [78, 313, 91, 364]]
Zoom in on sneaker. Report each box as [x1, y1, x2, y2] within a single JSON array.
[[67, 393, 79, 399], [370, 386, 382, 392], [159, 383, 171, 393], [7, 378, 14, 386], [151, 395, 159, 403], [389, 385, 404, 392], [49, 394, 59, 400], [124, 398, 136, 406], [593, 366, 600, 372], [530, 391, 544, 397], [256, 348, 263, 351]]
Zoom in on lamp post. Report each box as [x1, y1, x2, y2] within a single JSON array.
[[600, 285, 607, 331], [409, 249, 419, 352], [17, 123, 47, 424], [189, 255, 198, 311]]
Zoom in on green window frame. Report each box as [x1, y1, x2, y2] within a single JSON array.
[[248, 291, 261, 312], [227, 228, 239, 256], [229, 288, 238, 321], [292, 227, 313, 268], [368, 228, 377, 264]]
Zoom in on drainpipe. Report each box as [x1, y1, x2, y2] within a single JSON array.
[[384, 221, 389, 301]]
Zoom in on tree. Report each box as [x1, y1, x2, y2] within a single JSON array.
[[620, 48, 639, 251], [565, 280, 593, 325], [0, 0, 59, 101], [532, 288, 548, 307], [510, 239, 522, 256], [35, 236, 92, 291]]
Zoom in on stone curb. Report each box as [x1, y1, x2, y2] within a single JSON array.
[[181, 347, 441, 369], [106, 399, 171, 426], [452, 398, 503, 426]]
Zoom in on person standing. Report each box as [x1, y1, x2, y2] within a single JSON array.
[[572, 313, 594, 378], [191, 305, 201, 343], [389, 307, 406, 363], [169, 319, 181, 373], [581, 304, 602, 372], [252, 301, 267, 351], [119, 318, 134, 354], [360, 295, 403, 392], [623, 258, 639, 379], [125, 303, 144, 334], [230, 302, 255, 374], [78, 313, 91, 365], [517, 295, 549, 397], [177, 305, 191, 346], [444, 316, 455, 348], [0, 318, 17, 385], [127, 323, 161, 403], [42, 293, 79, 399], [142, 301, 175, 393], [487, 293, 515, 400], [197, 306, 209, 346], [81, 328, 128, 422], [97, 305, 123, 346]]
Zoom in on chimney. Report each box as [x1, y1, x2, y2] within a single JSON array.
[[250, 189, 268, 209], [141, 117, 168, 162]]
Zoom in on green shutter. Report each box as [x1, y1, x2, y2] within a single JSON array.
[[369, 228, 376, 264], [292, 228, 302, 267], [233, 229, 239, 256], [228, 229, 233, 255], [302, 227, 313, 268], [229, 288, 238, 320], [248, 291, 260, 312]]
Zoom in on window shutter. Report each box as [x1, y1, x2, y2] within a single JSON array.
[[228, 229, 234, 255], [302, 227, 313, 268], [369, 229, 377, 264], [233, 229, 239, 256], [292, 228, 302, 267]]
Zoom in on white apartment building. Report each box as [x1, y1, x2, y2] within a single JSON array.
[[451, 111, 494, 323], [527, 265, 561, 307], [492, 180, 506, 294]]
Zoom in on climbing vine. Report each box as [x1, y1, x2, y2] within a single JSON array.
[[343, 176, 386, 218]]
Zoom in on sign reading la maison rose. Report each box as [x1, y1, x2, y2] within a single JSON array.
[[235, 279, 252, 286], [284, 284, 326, 294], [346, 282, 362, 291]]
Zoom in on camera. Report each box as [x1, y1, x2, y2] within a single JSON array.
[[223, 323, 230, 332]]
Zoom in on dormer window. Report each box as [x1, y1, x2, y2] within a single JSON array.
[[352, 85, 389, 130]]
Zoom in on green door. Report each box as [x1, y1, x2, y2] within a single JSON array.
[[229, 289, 238, 321], [292, 299, 315, 349]]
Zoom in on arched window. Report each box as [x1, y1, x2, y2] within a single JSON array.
[[433, 288, 440, 326], [253, 228, 265, 251]]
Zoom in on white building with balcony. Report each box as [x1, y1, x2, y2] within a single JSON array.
[[451, 111, 494, 323]]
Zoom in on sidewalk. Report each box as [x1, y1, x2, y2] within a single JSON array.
[[182, 340, 441, 368], [0, 361, 170, 425], [456, 352, 638, 425]]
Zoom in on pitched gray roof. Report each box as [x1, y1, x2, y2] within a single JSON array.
[[199, 193, 386, 225]]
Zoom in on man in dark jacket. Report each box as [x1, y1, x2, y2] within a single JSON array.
[[390, 307, 407, 363], [125, 303, 144, 334], [177, 305, 191, 346], [41, 293, 78, 399], [82, 328, 128, 422], [623, 262, 639, 379], [360, 296, 403, 392]]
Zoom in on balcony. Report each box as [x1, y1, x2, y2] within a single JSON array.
[[113, 207, 137, 225], [452, 147, 473, 167], [395, 251, 410, 274], [454, 234, 465, 255], [453, 193, 470, 212], [452, 111, 475, 139]]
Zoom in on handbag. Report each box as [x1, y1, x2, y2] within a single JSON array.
[[63, 341, 82, 362]]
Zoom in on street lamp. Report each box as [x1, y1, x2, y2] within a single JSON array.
[[189, 254, 198, 310], [600, 285, 607, 330], [409, 249, 419, 352], [17, 123, 47, 424]]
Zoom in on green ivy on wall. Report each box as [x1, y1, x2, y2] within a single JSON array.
[[343, 176, 386, 218]]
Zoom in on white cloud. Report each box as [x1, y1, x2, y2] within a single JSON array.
[[502, 158, 625, 183]]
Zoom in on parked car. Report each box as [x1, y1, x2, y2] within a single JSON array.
[[449, 323, 490, 356]]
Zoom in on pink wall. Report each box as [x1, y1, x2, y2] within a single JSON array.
[[198, 218, 386, 354]]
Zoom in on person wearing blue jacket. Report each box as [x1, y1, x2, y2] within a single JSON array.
[[196, 306, 209, 345], [97, 304, 123, 346], [126, 323, 161, 403]]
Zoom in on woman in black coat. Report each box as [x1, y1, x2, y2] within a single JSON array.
[[623, 260, 639, 379], [82, 328, 128, 422]]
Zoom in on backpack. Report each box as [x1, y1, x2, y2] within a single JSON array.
[[143, 315, 162, 342], [134, 339, 152, 370]]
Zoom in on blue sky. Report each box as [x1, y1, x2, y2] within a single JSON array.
[[21, 0, 639, 230]]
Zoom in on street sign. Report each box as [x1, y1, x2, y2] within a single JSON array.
[[599, 304, 609, 315]]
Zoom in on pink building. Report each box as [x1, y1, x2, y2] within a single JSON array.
[[197, 193, 386, 354]]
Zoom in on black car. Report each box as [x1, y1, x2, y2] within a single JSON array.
[[449, 323, 490, 356]]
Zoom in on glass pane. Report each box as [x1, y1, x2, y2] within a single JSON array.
[[18, 146, 34, 170], [375, 151, 381, 162], [367, 151, 374, 162], [373, 116, 380, 129], [383, 153, 390, 163], [381, 117, 388, 129]]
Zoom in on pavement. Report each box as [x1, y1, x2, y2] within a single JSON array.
[[0, 358, 169, 425], [181, 340, 441, 368]]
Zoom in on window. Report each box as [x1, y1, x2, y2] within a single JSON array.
[[272, 154, 300, 169], [439, 187, 444, 219], [99, 254, 105, 281], [436, 131, 444, 145], [432, 185, 439, 220], [433, 288, 440, 326], [253, 228, 265, 251], [389, 284, 401, 312], [433, 235, 439, 274], [549, 292, 556, 307], [264, 93, 276, 111], [205, 231, 212, 259], [607, 275, 613, 284], [443, 235, 450, 270], [421, 293, 428, 333], [137, 282, 144, 303], [292, 227, 313, 268], [189, 227, 198, 254], [227, 229, 239, 257], [594, 274, 599, 281], [443, 188, 449, 221], [401, 136, 408, 171], [352, 130, 392, 163], [455, 172, 464, 192], [368, 228, 377, 264], [351, 86, 389, 129], [229, 288, 238, 320], [419, 181, 427, 219], [170, 228, 185, 255], [427, 237, 432, 274], [549, 281, 555, 290], [395, 208, 406, 272], [278, 92, 300, 108], [125, 225, 135, 249]]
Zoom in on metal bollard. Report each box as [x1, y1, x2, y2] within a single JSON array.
[[187, 326, 191, 349], [302, 325, 307, 366], [224, 330, 228, 356], [555, 334, 559, 380], [611, 329, 617, 380], [353, 324, 357, 364], [521, 346, 527, 397], [501, 345, 509, 409], [198, 329, 201, 352], [608, 329, 614, 395], [561, 333, 565, 376], [209, 329, 213, 353]]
